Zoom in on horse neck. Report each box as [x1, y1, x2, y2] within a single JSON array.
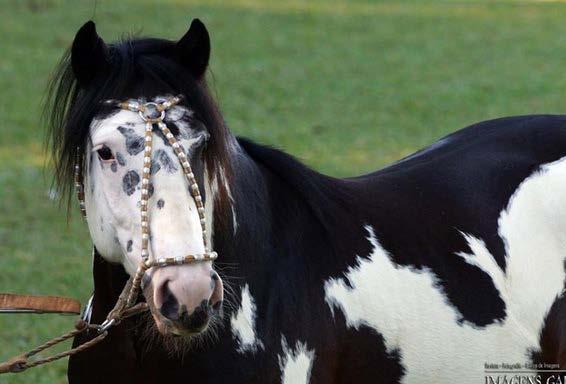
[[210, 138, 363, 285]]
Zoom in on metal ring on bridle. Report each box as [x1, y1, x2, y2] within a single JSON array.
[[139, 102, 165, 123]]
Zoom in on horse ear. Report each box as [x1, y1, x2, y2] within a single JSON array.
[[71, 21, 109, 87], [176, 19, 210, 79]]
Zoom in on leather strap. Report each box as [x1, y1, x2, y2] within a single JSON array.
[[0, 293, 80, 315]]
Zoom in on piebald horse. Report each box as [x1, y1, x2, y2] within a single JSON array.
[[46, 19, 566, 384]]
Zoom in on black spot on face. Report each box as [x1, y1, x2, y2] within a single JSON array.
[[177, 123, 192, 140], [89, 153, 94, 174], [85, 154, 93, 192], [110, 161, 118, 172], [126, 240, 133, 253], [150, 162, 161, 175], [154, 149, 178, 173], [118, 126, 145, 156], [210, 271, 220, 290], [148, 183, 154, 198], [122, 170, 140, 196], [153, 128, 171, 147], [157, 199, 165, 209], [166, 110, 202, 141], [116, 152, 126, 166]]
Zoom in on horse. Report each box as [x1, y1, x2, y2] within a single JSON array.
[[44, 18, 566, 384]]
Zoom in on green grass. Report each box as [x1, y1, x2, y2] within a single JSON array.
[[2, 0, 566, 382]]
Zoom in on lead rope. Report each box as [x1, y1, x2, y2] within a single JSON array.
[[0, 95, 217, 374]]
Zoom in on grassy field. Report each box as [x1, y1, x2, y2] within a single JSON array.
[[2, 0, 566, 382]]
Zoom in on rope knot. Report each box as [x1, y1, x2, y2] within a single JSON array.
[[0, 356, 27, 374], [75, 319, 88, 331]]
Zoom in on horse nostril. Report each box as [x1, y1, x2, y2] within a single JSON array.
[[211, 300, 223, 317], [179, 300, 211, 331], [158, 281, 180, 321], [210, 270, 219, 287]]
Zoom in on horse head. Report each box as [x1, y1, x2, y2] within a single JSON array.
[[47, 19, 234, 338]]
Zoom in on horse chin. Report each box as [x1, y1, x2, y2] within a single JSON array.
[[152, 313, 210, 338], [138, 312, 204, 358], [143, 286, 211, 338]]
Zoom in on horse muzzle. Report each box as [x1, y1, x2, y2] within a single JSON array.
[[148, 265, 223, 336]]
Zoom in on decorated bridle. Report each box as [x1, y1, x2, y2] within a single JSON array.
[[0, 95, 218, 374], [75, 94, 217, 307]]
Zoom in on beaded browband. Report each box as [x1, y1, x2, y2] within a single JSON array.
[[74, 94, 218, 306]]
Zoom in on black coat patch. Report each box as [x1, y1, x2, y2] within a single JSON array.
[[118, 126, 145, 155], [110, 161, 118, 173], [157, 199, 165, 209], [122, 170, 140, 196]]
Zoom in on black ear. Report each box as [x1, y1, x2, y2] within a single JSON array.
[[176, 19, 210, 79], [71, 21, 109, 87]]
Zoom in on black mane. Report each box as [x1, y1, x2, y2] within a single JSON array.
[[237, 137, 355, 236], [45, 36, 231, 205]]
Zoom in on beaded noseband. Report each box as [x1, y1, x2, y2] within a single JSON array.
[[0, 95, 221, 375]]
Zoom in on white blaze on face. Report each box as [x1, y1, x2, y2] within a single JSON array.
[[231, 284, 264, 352], [278, 339, 315, 384], [84, 104, 208, 274], [324, 156, 566, 383]]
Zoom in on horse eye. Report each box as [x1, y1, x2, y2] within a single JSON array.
[[96, 146, 114, 161]]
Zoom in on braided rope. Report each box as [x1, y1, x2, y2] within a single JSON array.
[[0, 321, 103, 374], [21, 327, 107, 370]]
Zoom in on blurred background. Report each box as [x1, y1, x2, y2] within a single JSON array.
[[2, 0, 566, 382]]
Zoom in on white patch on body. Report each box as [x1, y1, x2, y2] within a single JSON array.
[[324, 157, 566, 383], [278, 338, 315, 384], [231, 284, 264, 353]]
